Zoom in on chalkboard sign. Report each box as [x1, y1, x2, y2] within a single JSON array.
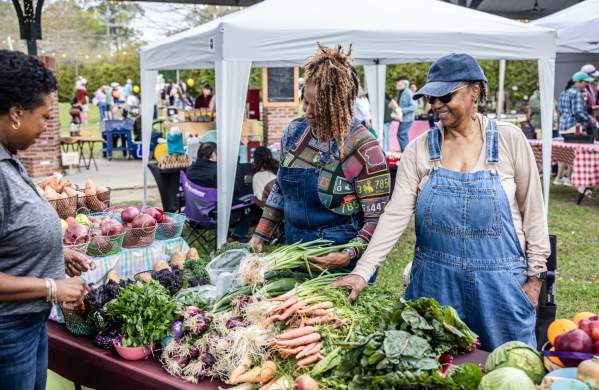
[[266, 67, 295, 103]]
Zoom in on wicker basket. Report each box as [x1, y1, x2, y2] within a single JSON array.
[[155, 213, 185, 240], [63, 240, 90, 255], [76, 192, 111, 214], [87, 232, 125, 257], [122, 225, 156, 248], [48, 195, 78, 219], [59, 303, 95, 336]]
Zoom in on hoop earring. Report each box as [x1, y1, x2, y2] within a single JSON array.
[[471, 103, 478, 121], [11, 120, 21, 130]]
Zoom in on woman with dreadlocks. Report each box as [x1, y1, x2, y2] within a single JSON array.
[[249, 44, 390, 273]]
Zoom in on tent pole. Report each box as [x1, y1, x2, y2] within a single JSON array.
[[497, 59, 506, 115]]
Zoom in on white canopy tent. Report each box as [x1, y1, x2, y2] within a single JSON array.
[[532, 0, 599, 53], [140, 0, 556, 246]]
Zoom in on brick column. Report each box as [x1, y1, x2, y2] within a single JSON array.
[[17, 56, 62, 178], [263, 105, 300, 144]]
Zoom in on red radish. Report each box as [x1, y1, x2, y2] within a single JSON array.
[[555, 329, 593, 367], [121, 206, 140, 223], [131, 214, 156, 229], [143, 207, 164, 222]]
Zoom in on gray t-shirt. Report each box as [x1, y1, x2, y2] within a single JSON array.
[[0, 144, 65, 315]]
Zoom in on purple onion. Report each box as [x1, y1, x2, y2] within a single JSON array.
[[189, 346, 200, 359], [175, 355, 190, 368], [185, 306, 203, 317], [226, 317, 246, 329], [171, 320, 184, 339], [201, 353, 215, 368]]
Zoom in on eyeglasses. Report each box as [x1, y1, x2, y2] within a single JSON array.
[[427, 85, 468, 105]]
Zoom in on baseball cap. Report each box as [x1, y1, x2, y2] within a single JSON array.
[[572, 71, 594, 83], [414, 53, 487, 100], [581, 64, 599, 78]]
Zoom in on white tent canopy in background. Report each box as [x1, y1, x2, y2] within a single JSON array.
[[140, 0, 556, 246], [532, 0, 599, 53]]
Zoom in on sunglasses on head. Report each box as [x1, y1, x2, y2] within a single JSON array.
[[427, 84, 468, 105]]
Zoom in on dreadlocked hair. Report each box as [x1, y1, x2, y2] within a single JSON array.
[[303, 44, 359, 153]]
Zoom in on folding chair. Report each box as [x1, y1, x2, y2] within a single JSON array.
[[179, 171, 255, 253]]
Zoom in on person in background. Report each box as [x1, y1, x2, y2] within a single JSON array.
[[0, 50, 93, 390], [111, 83, 121, 113], [123, 90, 140, 119], [410, 82, 425, 117], [395, 76, 417, 152], [122, 79, 133, 102], [528, 87, 559, 139], [74, 82, 88, 125], [556, 73, 596, 185], [104, 85, 114, 120], [94, 87, 107, 123], [334, 53, 549, 351], [581, 64, 599, 124], [194, 83, 215, 112], [251, 146, 278, 208], [382, 94, 402, 152], [354, 86, 372, 128]]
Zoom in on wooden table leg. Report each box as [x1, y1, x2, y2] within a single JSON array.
[[86, 141, 99, 171], [77, 141, 88, 169]]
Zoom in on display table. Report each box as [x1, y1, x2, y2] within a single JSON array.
[[148, 162, 185, 212], [48, 322, 224, 390], [48, 321, 488, 390], [60, 136, 106, 171], [529, 140, 599, 203], [84, 237, 189, 285]]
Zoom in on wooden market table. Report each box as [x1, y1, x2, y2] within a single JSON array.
[[60, 136, 106, 171], [48, 321, 488, 390], [529, 139, 599, 204]]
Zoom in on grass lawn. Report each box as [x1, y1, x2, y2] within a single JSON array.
[[376, 184, 599, 319], [58, 102, 101, 137]]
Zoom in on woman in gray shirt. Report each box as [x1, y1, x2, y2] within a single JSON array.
[[0, 51, 92, 390]]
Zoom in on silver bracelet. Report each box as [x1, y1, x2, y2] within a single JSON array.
[[44, 278, 52, 302]]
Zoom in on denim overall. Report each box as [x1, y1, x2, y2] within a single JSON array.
[[278, 120, 363, 268], [405, 119, 537, 350]]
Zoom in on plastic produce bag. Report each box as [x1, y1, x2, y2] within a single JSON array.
[[175, 285, 217, 307], [205, 249, 250, 296]]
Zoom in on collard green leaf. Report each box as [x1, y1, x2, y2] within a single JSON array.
[[383, 330, 433, 363]]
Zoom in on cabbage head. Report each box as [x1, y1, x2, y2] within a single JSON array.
[[485, 341, 545, 384], [479, 367, 535, 390]]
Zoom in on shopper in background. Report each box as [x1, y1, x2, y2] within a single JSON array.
[[251, 146, 278, 208], [395, 76, 417, 152], [355, 86, 372, 128], [74, 81, 88, 125], [581, 64, 599, 123], [194, 83, 215, 113]]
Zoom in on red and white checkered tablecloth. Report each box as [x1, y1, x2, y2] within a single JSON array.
[[529, 140, 599, 188]]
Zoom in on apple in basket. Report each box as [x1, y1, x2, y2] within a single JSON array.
[[121, 206, 140, 224], [63, 223, 89, 244], [131, 214, 157, 230], [143, 207, 164, 223], [100, 218, 123, 236]]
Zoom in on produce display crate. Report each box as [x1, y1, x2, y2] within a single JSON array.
[[155, 213, 185, 240], [49, 195, 78, 219], [122, 225, 157, 249], [87, 232, 126, 257]]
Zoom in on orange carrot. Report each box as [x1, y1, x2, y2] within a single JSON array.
[[276, 326, 314, 340], [298, 342, 322, 359], [228, 356, 252, 384], [297, 353, 323, 368], [307, 309, 330, 317], [295, 342, 317, 359], [234, 361, 276, 384], [277, 301, 306, 321], [297, 301, 333, 314], [274, 332, 320, 348], [267, 296, 298, 314], [270, 296, 289, 302], [304, 314, 338, 326], [276, 345, 304, 356]]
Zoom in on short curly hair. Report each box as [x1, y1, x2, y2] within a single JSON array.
[[0, 50, 57, 115]]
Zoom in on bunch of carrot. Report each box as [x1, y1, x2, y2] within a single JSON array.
[[272, 326, 324, 368], [264, 295, 343, 329]]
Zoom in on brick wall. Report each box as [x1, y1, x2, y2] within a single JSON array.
[[17, 56, 62, 178], [263, 105, 299, 144]]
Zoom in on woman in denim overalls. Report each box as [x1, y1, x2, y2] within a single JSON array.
[[335, 54, 550, 350]]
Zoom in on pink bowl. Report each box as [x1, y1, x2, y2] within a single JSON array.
[[113, 339, 152, 361]]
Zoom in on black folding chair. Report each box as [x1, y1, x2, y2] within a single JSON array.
[[535, 234, 558, 350]]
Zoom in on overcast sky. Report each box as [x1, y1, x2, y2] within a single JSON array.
[[132, 3, 193, 44]]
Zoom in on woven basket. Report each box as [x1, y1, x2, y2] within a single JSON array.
[[63, 240, 90, 255], [76, 192, 111, 214], [49, 195, 78, 219], [59, 304, 95, 336], [122, 225, 156, 248], [155, 213, 185, 240]]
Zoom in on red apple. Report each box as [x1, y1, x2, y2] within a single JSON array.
[[594, 340, 599, 355], [121, 206, 140, 223], [160, 216, 175, 224], [580, 318, 593, 337], [131, 214, 156, 229], [555, 329, 593, 367], [143, 207, 164, 222]]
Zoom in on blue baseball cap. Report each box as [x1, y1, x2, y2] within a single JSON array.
[[414, 53, 488, 100], [572, 71, 594, 83]]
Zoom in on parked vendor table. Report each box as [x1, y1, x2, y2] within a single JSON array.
[[48, 321, 488, 390], [60, 136, 106, 171], [529, 140, 599, 203], [48, 322, 224, 390]]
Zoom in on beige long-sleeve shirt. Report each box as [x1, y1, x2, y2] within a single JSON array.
[[351, 116, 550, 282]]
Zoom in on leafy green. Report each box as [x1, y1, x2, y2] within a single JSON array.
[[447, 364, 484, 390], [182, 258, 210, 287], [105, 280, 178, 347]]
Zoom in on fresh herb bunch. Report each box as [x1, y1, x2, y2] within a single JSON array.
[[85, 280, 132, 313], [151, 267, 184, 295], [182, 258, 210, 287], [105, 280, 179, 347]]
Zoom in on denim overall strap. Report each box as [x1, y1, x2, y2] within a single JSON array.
[[427, 125, 442, 162], [409, 117, 535, 351]]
